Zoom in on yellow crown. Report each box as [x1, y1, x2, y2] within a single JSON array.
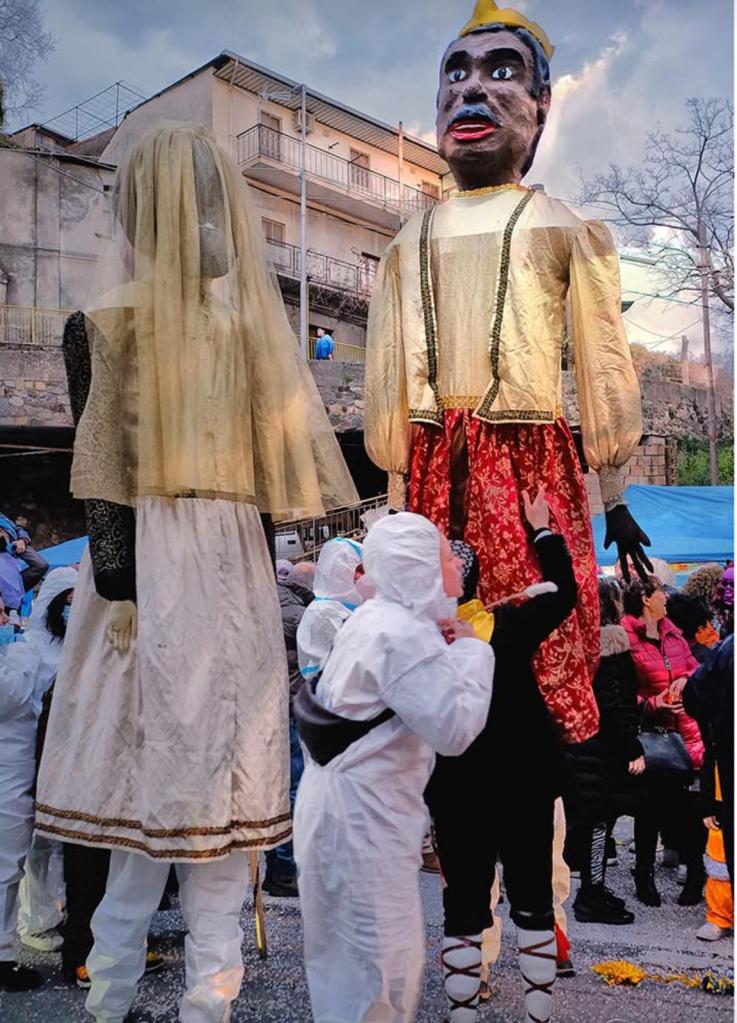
[[459, 0, 554, 61]]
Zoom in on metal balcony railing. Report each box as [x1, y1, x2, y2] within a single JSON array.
[[275, 494, 388, 562], [265, 237, 377, 300], [0, 305, 73, 346], [237, 124, 439, 217]]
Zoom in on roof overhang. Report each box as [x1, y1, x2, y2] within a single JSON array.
[[212, 50, 447, 177]]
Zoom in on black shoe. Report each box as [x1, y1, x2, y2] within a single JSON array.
[[573, 885, 635, 924], [601, 886, 627, 910], [0, 961, 43, 991], [634, 867, 661, 907], [262, 875, 299, 898], [678, 869, 706, 907]]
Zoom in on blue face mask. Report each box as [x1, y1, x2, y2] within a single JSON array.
[[62, 606, 71, 626]]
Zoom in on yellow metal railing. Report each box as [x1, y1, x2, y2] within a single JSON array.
[[0, 305, 73, 346], [307, 336, 366, 364]]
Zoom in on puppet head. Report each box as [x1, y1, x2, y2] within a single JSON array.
[[437, 0, 552, 190]]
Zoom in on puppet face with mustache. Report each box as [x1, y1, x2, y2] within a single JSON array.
[[436, 28, 550, 190]]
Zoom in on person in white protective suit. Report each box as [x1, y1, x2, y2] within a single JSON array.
[[293, 512, 495, 1023], [296, 537, 368, 683], [0, 566, 77, 991]]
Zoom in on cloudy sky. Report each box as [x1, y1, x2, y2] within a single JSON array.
[[13, 0, 736, 356]]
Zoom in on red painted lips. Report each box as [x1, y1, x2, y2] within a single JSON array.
[[449, 119, 498, 141]]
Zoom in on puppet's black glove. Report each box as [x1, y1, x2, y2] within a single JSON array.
[[604, 504, 653, 584]]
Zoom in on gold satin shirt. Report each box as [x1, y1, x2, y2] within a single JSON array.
[[365, 188, 643, 477]]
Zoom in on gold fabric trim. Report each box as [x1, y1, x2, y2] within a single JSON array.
[[456, 183, 529, 198], [408, 408, 444, 426], [476, 189, 536, 419], [36, 821, 293, 860], [419, 206, 442, 418], [476, 408, 556, 423], [439, 396, 482, 410], [34, 801, 291, 838]]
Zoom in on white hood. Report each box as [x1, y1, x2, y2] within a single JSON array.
[[362, 512, 456, 623], [25, 566, 78, 702], [312, 538, 364, 609], [297, 538, 364, 679]]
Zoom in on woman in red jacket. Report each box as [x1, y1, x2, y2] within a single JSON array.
[[622, 576, 706, 908]]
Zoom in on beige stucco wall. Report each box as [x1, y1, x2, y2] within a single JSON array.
[[0, 150, 113, 311]]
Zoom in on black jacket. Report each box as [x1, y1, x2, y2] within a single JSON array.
[[683, 635, 734, 822], [428, 530, 574, 807], [564, 625, 644, 820], [277, 581, 313, 702]]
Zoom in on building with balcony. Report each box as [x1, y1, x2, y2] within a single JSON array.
[[94, 51, 447, 346]]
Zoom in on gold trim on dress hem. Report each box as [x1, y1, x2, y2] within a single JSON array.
[[408, 409, 444, 427], [35, 822, 293, 859], [34, 801, 291, 837]]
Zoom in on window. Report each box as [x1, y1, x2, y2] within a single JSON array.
[[260, 111, 282, 160], [358, 252, 380, 293], [349, 149, 371, 192], [421, 180, 440, 199], [261, 218, 285, 244]]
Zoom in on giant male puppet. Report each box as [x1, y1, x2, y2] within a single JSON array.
[[366, 0, 650, 746], [365, 4, 651, 1021]]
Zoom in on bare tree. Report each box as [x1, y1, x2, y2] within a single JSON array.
[[0, 0, 55, 126], [580, 99, 734, 314]]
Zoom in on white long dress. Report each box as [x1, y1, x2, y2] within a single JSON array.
[[36, 497, 290, 860], [294, 513, 494, 1023]]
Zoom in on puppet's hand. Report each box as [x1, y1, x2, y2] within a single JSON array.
[[604, 505, 653, 583], [106, 600, 137, 654]]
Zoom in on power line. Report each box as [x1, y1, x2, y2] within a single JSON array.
[[623, 315, 702, 341], [0, 138, 108, 195]]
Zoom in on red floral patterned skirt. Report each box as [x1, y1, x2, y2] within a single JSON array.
[[409, 410, 600, 743]]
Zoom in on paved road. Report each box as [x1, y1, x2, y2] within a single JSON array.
[[2, 822, 732, 1022]]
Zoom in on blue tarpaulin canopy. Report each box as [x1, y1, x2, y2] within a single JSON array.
[[593, 485, 734, 566], [39, 535, 88, 568]]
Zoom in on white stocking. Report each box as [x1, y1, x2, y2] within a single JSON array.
[[441, 933, 482, 1021], [517, 927, 556, 1023]]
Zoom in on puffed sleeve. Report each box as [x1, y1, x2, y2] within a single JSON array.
[[365, 244, 411, 475], [569, 221, 642, 477]]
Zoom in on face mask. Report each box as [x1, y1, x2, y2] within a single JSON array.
[[62, 606, 71, 626]]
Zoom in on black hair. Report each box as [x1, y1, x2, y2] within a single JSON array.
[[598, 576, 623, 627], [45, 588, 73, 642], [622, 575, 661, 619], [466, 23, 551, 98], [667, 591, 711, 641]]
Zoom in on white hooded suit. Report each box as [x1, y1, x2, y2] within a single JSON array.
[[0, 567, 77, 960], [293, 513, 494, 1022]]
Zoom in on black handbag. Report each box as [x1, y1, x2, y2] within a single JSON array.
[[638, 723, 693, 780]]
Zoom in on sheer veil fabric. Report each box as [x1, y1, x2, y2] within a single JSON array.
[[73, 121, 357, 519]]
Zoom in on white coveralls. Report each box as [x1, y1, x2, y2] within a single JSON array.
[[0, 567, 77, 960], [294, 513, 495, 1023], [296, 537, 364, 682]]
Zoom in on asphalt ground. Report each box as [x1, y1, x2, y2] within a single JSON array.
[[1, 819, 733, 1022]]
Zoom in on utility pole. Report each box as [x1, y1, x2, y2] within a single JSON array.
[[299, 83, 308, 358], [697, 218, 719, 485], [397, 120, 405, 224]]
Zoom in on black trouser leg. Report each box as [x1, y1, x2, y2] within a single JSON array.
[[500, 793, 555, 931], [19, 547, 48, 592], [61, 843, 110, 976], [433, 797, 498, 937]]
